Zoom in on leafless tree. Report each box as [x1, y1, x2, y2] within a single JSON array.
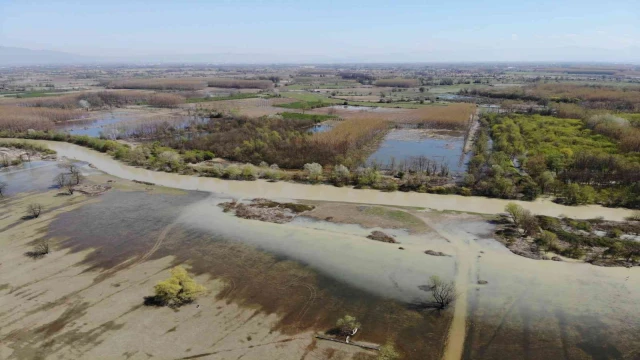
[[62, 164, 84, 185], [430, 276, 457, 310], [27, 203, 43, 218], [54, 173, 75, 194], [0, 181, 7, 197]]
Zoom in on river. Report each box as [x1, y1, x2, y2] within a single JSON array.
[[6, 139, 635, 221]]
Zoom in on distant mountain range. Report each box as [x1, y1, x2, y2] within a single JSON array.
[[0, 46, 93, 66], [1, 45, 639, 66]]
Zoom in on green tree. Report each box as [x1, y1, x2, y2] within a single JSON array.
[[336, 315, 360, 336], [152, 266, 206, 307]]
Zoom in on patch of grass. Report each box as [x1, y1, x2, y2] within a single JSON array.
[[279, 112, 336, 123], [275, 100, 332, 110], [186, 93, 263, 103], [362, 206, 424, 227], [256, 200, 315, 213]]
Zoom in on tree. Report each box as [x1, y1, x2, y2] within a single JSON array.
[[54, 174, 75, 194], [429, 275, 457, 310], [419, 86, 425, 93], [63, 164, 84, 185], [336, 315, 360, 337], [150, 266, 206, 307], [0, 181, 7, 197], [505, 203, 525, 227], [27, 203, 43, 218], [521, 211, 539, 237]]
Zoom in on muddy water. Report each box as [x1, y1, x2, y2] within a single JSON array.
[[48, 190, 452, 359], [426, 215, 640, 360], [10, 139, 635, 221]]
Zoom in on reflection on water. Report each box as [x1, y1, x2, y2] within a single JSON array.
[[55, 115, 128, 137], [307, 123, 333, 133], [368, 128, 468, 173]]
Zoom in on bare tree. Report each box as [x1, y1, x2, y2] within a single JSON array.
[[27, 203, 43, 218], [63, 164, 84, 185], [430, 276, 457, 310], [0, 181, 7, 197], [54, 173, 75, 194]]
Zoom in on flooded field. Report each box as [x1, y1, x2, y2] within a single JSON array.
[[367, 128, 468, 173], [2, 169, 639, 359]]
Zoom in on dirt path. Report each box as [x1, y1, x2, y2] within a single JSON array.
[[418, 214, 483, 360]]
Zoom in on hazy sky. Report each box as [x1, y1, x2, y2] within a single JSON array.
[[1, 0, 639, 62]]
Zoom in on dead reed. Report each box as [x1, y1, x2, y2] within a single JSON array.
[[106, 78, 208, 91], [207, 79, 273, 90]]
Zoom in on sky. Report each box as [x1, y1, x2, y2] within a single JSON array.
[[1, 0, 639, 63]]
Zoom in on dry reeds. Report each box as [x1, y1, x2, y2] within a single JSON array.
[[207, 79, 273, 90], [407, 103, 475, 130], [346, 103, 475, 130], [147, 93, 185, 108], [0, 105, 85, 132], [374, 79, 419, 88], [4, 90, 183, 110], [312, 118, 389, 162], [106, 78, 208, 91]]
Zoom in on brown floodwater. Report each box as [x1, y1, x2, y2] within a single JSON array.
[[4, 139, 640, 359], [6, 139, 636, 222], [48, 190, 452, 359]]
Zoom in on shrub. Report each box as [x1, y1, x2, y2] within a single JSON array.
[[27, 203, 43, 218], [607, 228, 623, 239], [536, 230, 559, 251], [336, 315, 361, 336], [331, 164, 350, 185], [303, 163, 323, 183], [356, 167, 381, 187], [224, 164, 241, 179], [150, 266, 206, 307], [378, 342, 401, 360], [241, 164, 257, 180]]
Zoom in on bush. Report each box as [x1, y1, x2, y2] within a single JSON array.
[[356, 167, 381, 187], [535, 230, 559, 251], [336, 315, 360, 336], [150, 266, 206, 307], [303, 163, 323, 183], [240, 164, 257, 180], [607, 228, 623, 239], [331, 164, 351, 186], [224, 164, 241, 179]]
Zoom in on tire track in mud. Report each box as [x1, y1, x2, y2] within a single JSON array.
[[427, 221, 483, 360]]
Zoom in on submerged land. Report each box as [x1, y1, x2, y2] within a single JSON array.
[[1, 63, 640, 359]]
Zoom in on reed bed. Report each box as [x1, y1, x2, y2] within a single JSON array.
[[207, 79, 273, 90], [147, 93, 185, 108], [312, 118, 389, 165], [4, 90, 178, 110], [345, 103, 475, 130], [0, 105, 85, 132], [374, 79, 419, 88], [106, 78, 208, 90]]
